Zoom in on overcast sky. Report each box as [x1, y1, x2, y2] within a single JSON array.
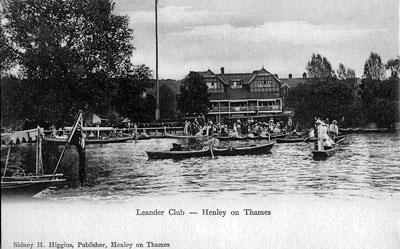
[[114, 0, 399, 79]]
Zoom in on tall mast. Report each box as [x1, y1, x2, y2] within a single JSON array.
[[155, 0, 160, 121]]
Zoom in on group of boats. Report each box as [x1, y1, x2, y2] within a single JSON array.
[[4, 118, 381, 197], [147, 132, 349, 160]]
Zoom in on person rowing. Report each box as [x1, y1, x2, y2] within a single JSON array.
[[203, 134, 220, 158]]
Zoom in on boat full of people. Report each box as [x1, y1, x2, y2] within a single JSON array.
[[146, 141, 275, 160], [44, 126, 132, 144]]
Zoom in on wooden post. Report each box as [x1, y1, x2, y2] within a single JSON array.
[[78, 148, 87, 186]]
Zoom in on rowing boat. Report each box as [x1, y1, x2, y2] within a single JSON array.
[[311, 138, 345, 159], [164, 134, 208, 139], [146, 142, 275, 159], [276, 137, 306, 143], [44, 136, 132, 144]]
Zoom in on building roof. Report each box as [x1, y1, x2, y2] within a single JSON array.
[[197, 67, 281, 86], [280, 78, 307, 88]]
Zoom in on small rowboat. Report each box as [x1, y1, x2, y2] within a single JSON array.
[[44, 136, 132, 144], [276, 137, 306, 143], [165, 134, 208, 139], [217, 135, 248, 141], [311, 138, 345, 159], [146, 142, 275, 160]]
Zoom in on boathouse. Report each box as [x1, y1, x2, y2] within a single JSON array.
[[195, 67, 284, 123]]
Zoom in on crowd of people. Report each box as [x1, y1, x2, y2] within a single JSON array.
[[183, 117, 293, 138]]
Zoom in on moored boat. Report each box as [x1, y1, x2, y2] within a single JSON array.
[[44, 135, 131, 144], [165, 134, 208, 139], [276, 137, 306, 143], [146, 142, 275, 160], [1, 128, 66, 197]]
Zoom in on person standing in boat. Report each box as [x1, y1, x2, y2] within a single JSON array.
[[204, 134, 220, 158], [328, 120, 339, 138]]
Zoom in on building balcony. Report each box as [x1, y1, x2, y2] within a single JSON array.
[[209, 105, 281, 113]]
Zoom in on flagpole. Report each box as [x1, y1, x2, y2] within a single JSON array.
[[155, 0, 160, 121]]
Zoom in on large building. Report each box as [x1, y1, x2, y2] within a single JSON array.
[[196, 67, 284, 123]]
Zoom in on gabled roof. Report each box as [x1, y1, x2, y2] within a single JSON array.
[[280, 78, 306, 88], [196, 67, 281, 85]]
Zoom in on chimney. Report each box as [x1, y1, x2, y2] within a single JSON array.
[[289, 74, 292, 79], [303, 72, 307, 79], [221, 67, 225, 75], [274, 74, 278, 78]]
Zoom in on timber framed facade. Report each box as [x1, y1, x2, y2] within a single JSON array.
[[196, 67, 283, 123]]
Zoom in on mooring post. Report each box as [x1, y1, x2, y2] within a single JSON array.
[[78, 149, 87, 186]]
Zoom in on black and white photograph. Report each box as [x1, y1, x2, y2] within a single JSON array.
[[1, 0, 399, 248]]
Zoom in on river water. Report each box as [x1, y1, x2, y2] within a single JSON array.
[[3, 133, 389, 201]]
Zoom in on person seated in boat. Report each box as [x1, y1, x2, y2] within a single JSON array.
[[50, 125, 57, 138], [328, 120, 339, 138], [309, 128, 315, 138], [322, 133, 335, 150], [141, 129, 149, 137], [88, 132, 95, 138], [273, 123, 281, 133]]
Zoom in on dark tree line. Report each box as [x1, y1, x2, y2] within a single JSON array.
[[1, 0, 159, 128], [287, 53, 399, 128]]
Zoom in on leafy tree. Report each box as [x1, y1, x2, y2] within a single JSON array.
[[159, 84, 176, 120], [176, 72, 210, 116], [285, 78, 363, 128], [386, 57, 400, 79], [360, 77, 399, 126], [2, 0, 134, 79], [0, 24, 17, 77], [306, 53, 334, 78], [0, 0, 158, 127], [363, 52, 385, 80], [337, 63, 356, 80], [113, 65, 154, 122]]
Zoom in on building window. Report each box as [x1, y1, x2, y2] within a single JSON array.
[[206, 78, 223, 93], [231, 80, 242, 89]]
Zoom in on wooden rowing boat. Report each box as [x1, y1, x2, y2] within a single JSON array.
[[311, 138, 345, 159], [146, 142, 275, 159], [165, 134, 208, 139], [44, 136, 132, 144], [276, 137, 306, 143]]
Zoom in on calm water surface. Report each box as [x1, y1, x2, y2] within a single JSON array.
[[3, 133, 400, 201]]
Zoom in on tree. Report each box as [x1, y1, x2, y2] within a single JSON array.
[[0, 24, 17, 77], [337, 63, 356, 80], [363, 52, 385, 80], [386, 57, 400, 79], [159, 84, 176, 120], [2, 0, 134, 79], [285, 78, 363, 128], [113, 65, 155, 122], [1, 0, 146, 127], [360, 77, 399, 126], [306, 53, 334, 78], [176, 72, 210, 116]]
